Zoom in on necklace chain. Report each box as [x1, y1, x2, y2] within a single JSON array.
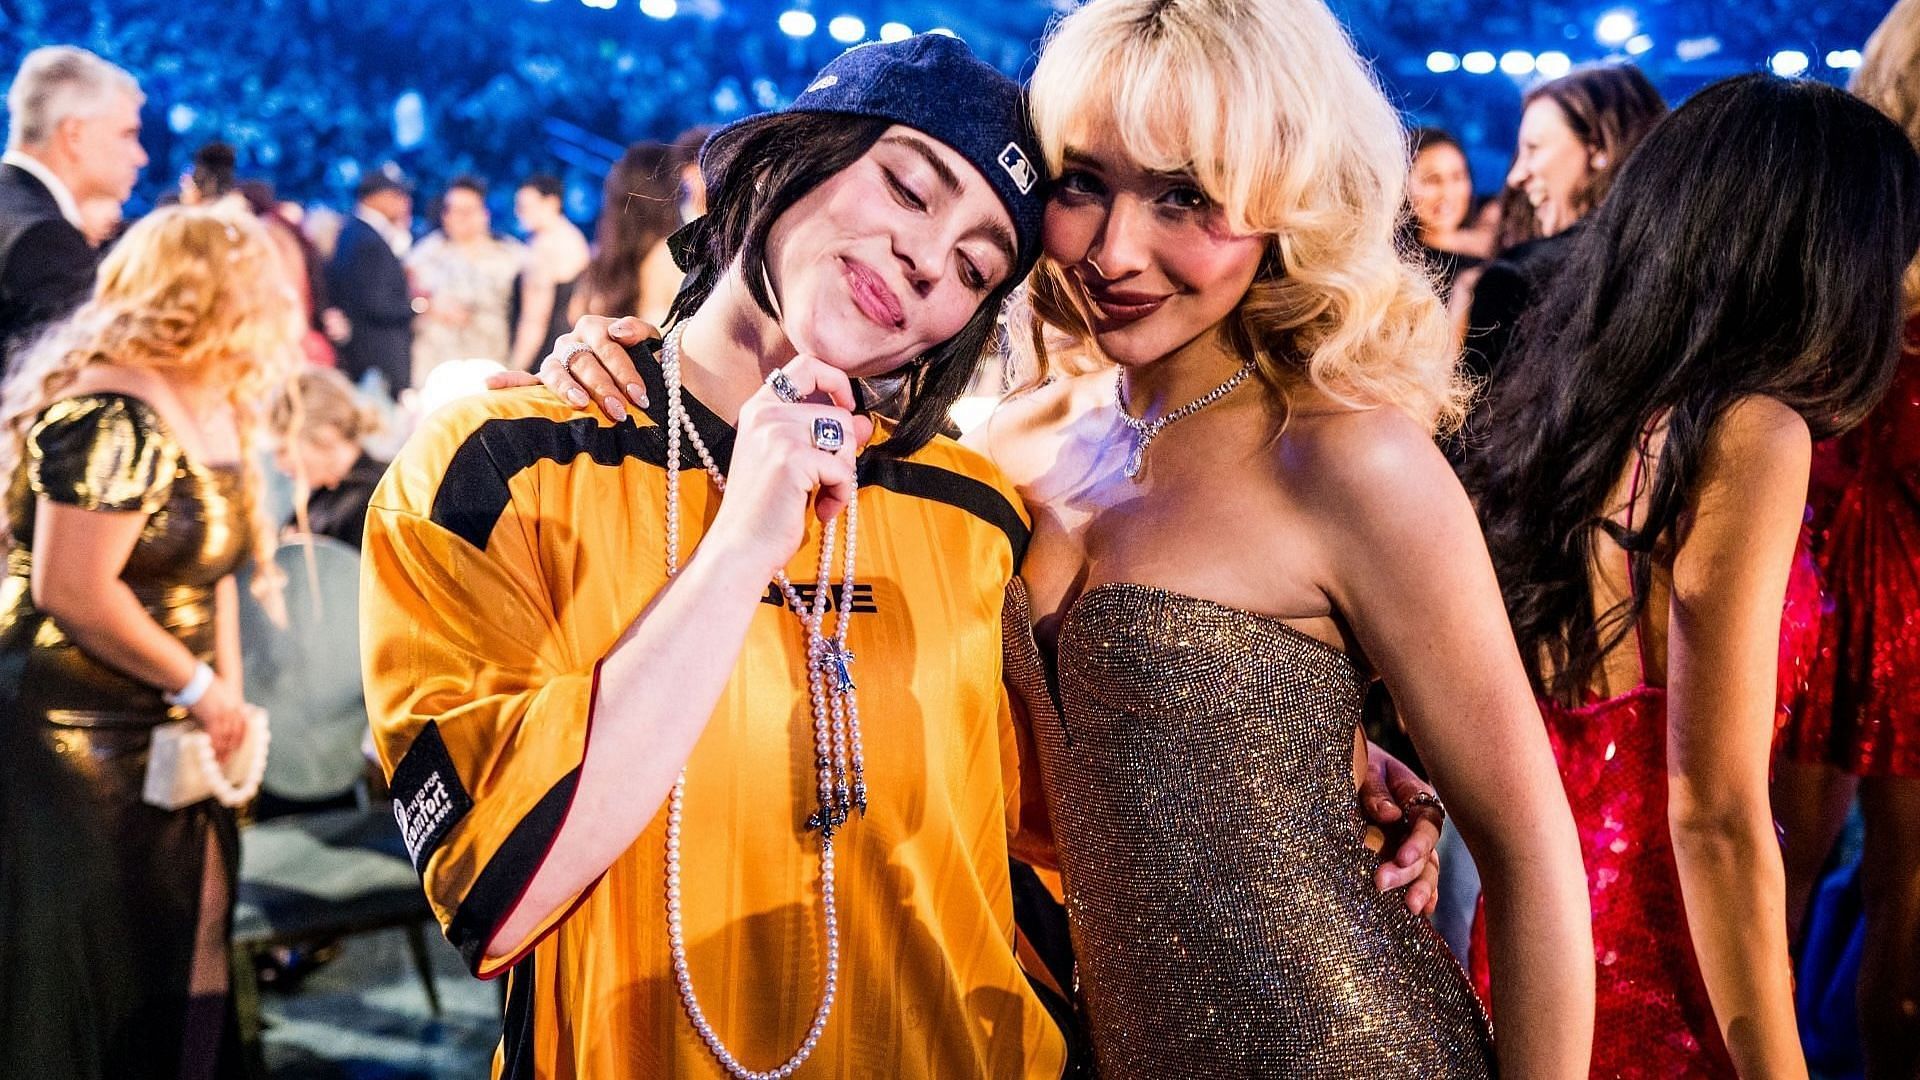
[[1113, 361, 1257, 479], [660, 323, 863, 1079]]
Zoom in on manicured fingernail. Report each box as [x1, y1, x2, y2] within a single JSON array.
[[603, 396, 628, 422], [626, 383, 648, 407], [566, 387, 589, 408]]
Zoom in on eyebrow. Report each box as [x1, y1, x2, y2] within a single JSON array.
[[882, 132, 1018, 273], [1063, 147, 1192, 183]]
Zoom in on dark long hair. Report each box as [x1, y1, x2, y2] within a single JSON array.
[[578, 142, 681, 318], [1468, 74, 1920, 704], [667, 112, 1021, 459], [1498, 64, 1668, 250]]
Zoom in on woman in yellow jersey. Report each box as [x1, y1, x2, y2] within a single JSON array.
[[418, 33, 1447, 1080]]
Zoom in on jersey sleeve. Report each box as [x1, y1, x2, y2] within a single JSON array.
[[359, 409, 602, 979]]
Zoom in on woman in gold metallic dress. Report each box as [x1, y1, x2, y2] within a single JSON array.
[[0, 204, 299, 1079], [973, 0, 1595, 1075]]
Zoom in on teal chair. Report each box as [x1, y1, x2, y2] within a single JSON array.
[[231, 537, 441, 1078]]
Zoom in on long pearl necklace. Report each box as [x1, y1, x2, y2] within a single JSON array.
[[659, 323, 865, 1079], [1113, 360, 1258, 479]]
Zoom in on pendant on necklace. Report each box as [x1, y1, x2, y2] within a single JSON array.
[[1123, 436, 1148, 480], [820, 647, 857, 694]]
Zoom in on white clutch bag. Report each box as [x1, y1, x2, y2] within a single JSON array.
[[142, 706, 272, 810]]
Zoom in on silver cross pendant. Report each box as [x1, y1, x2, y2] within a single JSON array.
[[820, 647, 857, 694]]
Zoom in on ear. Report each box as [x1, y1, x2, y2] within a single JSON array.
[[1590, 150, 1611, 170]]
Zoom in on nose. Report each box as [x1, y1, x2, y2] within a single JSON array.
[[892, 228, 944, 300], [1083, 194, 1152, 281]]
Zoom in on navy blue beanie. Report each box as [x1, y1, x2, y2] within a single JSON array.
[[702, 34, 1047, 279]]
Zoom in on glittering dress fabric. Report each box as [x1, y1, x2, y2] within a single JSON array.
[[1035, 581, 1495, 1079], [1783, 335, 1920, 777], [1470, 554, 1822, 1079]]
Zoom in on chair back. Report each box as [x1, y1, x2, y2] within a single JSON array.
[[238, 536, 368, 802]]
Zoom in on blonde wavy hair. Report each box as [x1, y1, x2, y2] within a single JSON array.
[[0, 203, 304, 605], [1022, 0, 1467, 433], [1853, 0, 1920, 309]]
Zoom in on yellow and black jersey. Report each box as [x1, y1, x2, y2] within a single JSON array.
[[360, 350, 1067, 1079]]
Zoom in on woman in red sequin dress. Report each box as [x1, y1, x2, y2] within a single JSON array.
[[1465, 76, 1920, 1078], [1770, 8, 1920, 1074]]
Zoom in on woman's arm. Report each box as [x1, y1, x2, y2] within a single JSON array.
[[31, 500, 249, 754], [1314, 419, 1593, 1078], [506, 248, 557, 372], [214, 574, 242, 686], [1664, 398, 1811, 1079]]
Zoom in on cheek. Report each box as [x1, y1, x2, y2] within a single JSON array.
[[1043, 201, 1101, 263], [1165, 230, 1265, 296]]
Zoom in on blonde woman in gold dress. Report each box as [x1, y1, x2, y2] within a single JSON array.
[[0, 203, 299, 1079]]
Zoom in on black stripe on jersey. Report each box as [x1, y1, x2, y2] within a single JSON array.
[[446, 767, 581, 973], [500, 954, 538, 1080], [858, 456, 1031, 568]]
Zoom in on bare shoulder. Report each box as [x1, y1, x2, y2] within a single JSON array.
[[962, 371, 1107, 487], [1700, 395, 1812, 488], [1282, 405, 1465, 518]]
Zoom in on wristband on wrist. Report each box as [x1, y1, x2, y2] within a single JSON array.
[[165, 661, 216, 709]]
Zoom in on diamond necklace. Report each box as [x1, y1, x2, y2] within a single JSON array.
[[659, 323, 866, 1079], [1113, 360, 1258, 479]]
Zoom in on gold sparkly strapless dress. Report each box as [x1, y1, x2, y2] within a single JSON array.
[[1008, 579, 1495, 1078]]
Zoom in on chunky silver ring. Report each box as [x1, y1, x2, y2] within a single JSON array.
[[766, 368, 802, 404], [1405, 790, 1447, 823], [811, 417, 846, 452]]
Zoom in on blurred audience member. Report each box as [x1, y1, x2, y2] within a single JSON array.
[[239, 180, 336, 368], [269, 366, 386, 549], [1403, 127, 1485, 302], [0, 46, 146, 373], [0, 203, 300, 1079], [178, 141, 237, 206], [325, 169, 415, 394], [672, 124, 713, 220], [573, 142, 681, 326], [506, 173, 588, 371], [78, 194, 124, 248], [407, 176, 522, 384]]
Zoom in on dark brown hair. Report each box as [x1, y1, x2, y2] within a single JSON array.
[[1500, 63, 1668, 249], [578, 143, 681, 319], [670, 112, 1018, 458]]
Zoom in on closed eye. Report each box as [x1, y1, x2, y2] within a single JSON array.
[[884, 169, 927, 212]]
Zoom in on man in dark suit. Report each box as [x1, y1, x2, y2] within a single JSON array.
[[0, 46, 147, 372], [325, 171, 417, 395]]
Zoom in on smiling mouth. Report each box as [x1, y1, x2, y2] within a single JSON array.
[[1085, 289, 1169, 326], [843, 258, 905, 330]]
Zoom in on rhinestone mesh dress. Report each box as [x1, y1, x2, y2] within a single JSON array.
[[1014, 579, 1495, 1078]]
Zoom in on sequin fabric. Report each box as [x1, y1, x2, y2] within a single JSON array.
[[1037, 581, 1495, 1079], [1784, 334, 1920, 777], [1469, 548, 1821, 1078]]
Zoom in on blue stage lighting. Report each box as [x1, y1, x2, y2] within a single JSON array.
[[1596, 9, 1637, 47], [778, 9, 817, 37], [1426, 51, 1460, 74], [1625, 34, 1654, 55], [1500, 50, 1535, 75], [1827, 49, 1863, 69], [1462, 51, 1497, 75], [1770, 49, 1810, 77], [880, 21, 912, 42], [828, 15, 865, 42], [639, 0, 675, 18]]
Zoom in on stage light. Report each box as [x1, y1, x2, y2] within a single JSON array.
[[879, 21, 912, 42], [1426, 51, 1460, 74], [580, 0, 615, 10], [1596, 9, 1637, 47], [778, 9, 817, 37], [1625, 34, 1653, 55], [1500, 50, 1535, 75], [828, 15, 865, 42], [1770, 49, 1810, 77], [1675, 36, 1721, 61], [639, 0, 675, 18], [928, 27, 956, 38], [1462, 51, 1497, 75], [1535, 51, 1572, 77], [1827, 49, 1863, 70], [168, 103, 198, 134]]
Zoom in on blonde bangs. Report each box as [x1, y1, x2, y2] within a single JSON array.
[[1025, 0, 1467, 434]]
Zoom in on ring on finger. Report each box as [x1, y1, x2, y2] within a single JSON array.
[[556, 345, 591, 380], [767, 369, 802, 404], [811, 417, 846, 452], [1405, 787, 1443, 818]]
